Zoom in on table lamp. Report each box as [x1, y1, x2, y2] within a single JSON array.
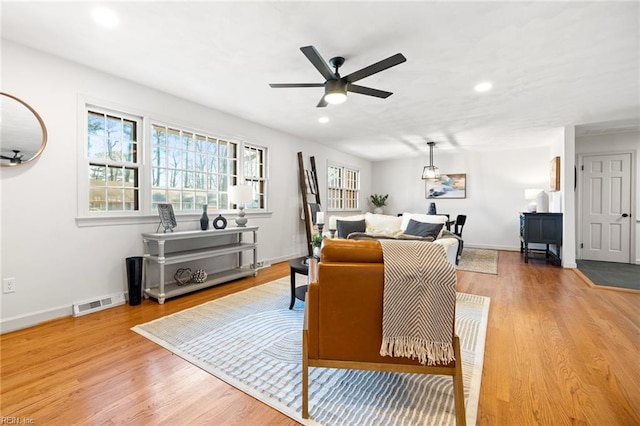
[[228, 184, 254, 227], [524, 188, 543, 212]]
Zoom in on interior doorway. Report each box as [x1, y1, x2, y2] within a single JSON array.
[[579, 152, 633, 263]]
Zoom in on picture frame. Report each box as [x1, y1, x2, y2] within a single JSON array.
[[157, 203, 177, 232], [550, 157, 560, 191], [425, 173, 467, 199]]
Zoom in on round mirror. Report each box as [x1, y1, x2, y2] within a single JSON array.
[[0, 92, 48, 167]]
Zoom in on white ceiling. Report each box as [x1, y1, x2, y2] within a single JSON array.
[[2, 1, 639, 161]]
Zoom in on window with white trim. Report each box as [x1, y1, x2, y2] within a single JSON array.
[[150, 124, 238, 211], [327, 163, 360, 211], [87, 109, 141, 212], [243, 144, 267, 209], [82, 104, 268, 218]]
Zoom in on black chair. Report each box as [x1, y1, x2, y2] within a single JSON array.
[[453, 215, 466, 237], [453, 215, 466, 265]]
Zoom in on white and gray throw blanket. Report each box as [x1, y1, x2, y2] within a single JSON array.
[[379, 240, 457, 365]]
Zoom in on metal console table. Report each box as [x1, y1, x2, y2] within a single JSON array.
[[142, 226, 258, 304]]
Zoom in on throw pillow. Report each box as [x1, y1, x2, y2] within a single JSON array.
[[336, 219, 366, 238], [364, 212, 403, 236], [404, 219, 444, 239]]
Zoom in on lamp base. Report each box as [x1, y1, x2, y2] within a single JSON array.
[[235, 207, 248, 227]]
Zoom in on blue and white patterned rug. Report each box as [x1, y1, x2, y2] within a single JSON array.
[[132, 277, 490, 425]]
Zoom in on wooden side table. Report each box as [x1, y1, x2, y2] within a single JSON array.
[[519, 212, 562, 265], [289, 257, 309, 309]]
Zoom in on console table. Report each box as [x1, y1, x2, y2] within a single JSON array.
[[519, 213, 562, 265], [142, 226, 258, 304]]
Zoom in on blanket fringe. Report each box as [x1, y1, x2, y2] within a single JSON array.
[[380, 336, 455, 366]]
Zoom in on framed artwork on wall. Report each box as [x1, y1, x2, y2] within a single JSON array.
[[425, 173, 466, 199], [550, 157, 560, 191]]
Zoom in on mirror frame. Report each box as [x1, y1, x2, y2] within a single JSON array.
[[0, 92, 48, 167]]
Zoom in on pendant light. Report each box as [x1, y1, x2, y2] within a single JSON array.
[[421, 141, 440, 180]]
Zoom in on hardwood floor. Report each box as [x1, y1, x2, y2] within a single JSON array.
[[1, 251, 639, 425]]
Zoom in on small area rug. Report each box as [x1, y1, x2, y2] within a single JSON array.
[[132, 277, 490, 425], [457, 248, 499, 274]]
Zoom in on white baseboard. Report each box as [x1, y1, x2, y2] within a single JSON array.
[[464, 244, 520, 252], [1, 304, 72, 334]]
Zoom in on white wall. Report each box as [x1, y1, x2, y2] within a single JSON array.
[[0, 41, 371, 331], [576, 131, 639, 263], [372, 145, 553, 251], [552, 126, 577, 268]]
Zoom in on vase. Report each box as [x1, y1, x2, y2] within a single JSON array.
[[374, 207, 384, 214], [200, 205, 209, 230], [428, 202, 437, 215], [213, 214, 227, 229]]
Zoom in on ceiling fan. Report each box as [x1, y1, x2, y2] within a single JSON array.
[[0, 150, 24, 164], [269, 46, 406, 107]]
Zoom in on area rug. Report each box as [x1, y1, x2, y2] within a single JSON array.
[[457, 248, 499, 274], [132, 277, 490, 425]]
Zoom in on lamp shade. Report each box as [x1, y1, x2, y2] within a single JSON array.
[[524, 189, 543, 200], [228, 184, 253, 206], [422, 165, 440, 180]]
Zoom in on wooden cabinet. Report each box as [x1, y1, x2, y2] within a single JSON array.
[[142, 227, 258, 304], [519, 213, 562, 265]]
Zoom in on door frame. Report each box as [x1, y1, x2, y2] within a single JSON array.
[[576, 150, 637, 264]]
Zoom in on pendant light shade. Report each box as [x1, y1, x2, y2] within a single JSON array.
[[421, 142, 440, 180]]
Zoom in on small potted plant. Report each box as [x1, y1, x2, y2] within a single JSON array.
[[311, 234, 323, 258], [370, 194, 389, 214]]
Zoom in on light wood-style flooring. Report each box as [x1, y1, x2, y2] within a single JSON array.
[[1, 251, 639, 425]]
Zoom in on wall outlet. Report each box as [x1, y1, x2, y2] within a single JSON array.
[[3, 277, 16, 293]]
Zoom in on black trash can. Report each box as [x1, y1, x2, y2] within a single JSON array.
[[126, 256, 143, 306]]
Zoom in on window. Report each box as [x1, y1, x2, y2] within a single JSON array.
[[87, 109, 141, 212], [327, 164, 360, 211], [81, 103, 268, 219], [243, 144, 267, 209], [150, 124, 238, 211]]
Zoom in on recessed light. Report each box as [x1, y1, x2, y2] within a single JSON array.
[[318, 116, 329, 124], [474, 81, 493, 93], [92, 7, 119, 28]]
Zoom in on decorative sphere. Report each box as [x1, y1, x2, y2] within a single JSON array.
[[191, 269, 208, 283]]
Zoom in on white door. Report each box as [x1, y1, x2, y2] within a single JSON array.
[[580, 153, 632, 262]]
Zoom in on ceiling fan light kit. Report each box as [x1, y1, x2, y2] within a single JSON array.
[[324, 79, 347, 104], [269, 46, 406, 107]]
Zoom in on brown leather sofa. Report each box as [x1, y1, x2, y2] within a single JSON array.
[[302, 238, 466, 425]]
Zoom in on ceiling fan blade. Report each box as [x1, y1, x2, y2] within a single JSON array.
[[269, 83, 325, 88], [347, 84, 393, 98], [316, 96, 328, 108], [300, 46, 336, 81], [344, 53, 407, 83], [0, 155, 12, 160]]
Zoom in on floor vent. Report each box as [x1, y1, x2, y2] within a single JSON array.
[[72, 292, 125, 317]]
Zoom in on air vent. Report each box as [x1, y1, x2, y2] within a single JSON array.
[[72, 292, 125, 317]]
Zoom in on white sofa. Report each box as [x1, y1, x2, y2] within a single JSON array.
[[326, 212, 459, 265]]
